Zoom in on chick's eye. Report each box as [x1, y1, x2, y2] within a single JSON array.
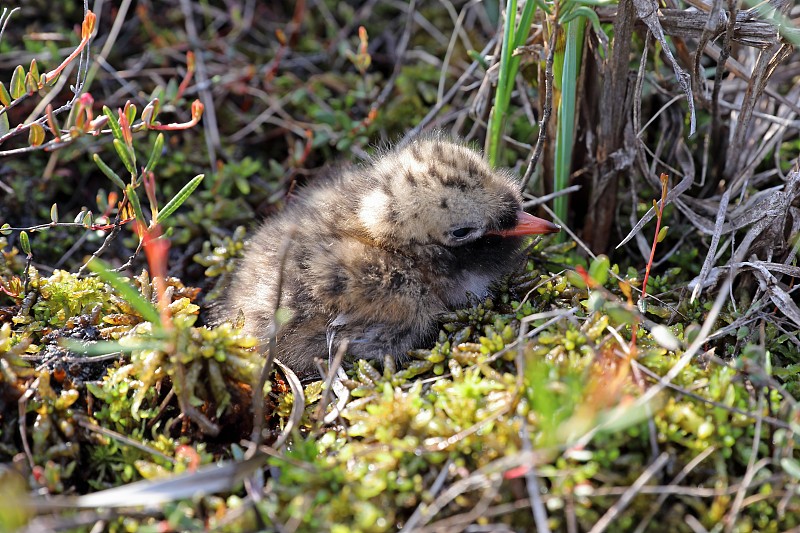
[[450, 227, 474, 239]]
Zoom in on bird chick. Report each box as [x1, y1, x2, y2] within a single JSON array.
[[218, 136, 560, 377]]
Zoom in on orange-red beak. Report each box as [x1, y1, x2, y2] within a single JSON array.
[[489, 211, 560, 237]]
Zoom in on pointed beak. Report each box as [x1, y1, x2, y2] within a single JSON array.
[[488, 211, 561, 237]]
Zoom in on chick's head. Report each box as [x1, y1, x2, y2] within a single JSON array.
[[357, 139, 533, 248]]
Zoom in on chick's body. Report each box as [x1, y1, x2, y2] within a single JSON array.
[[220, 138, 558, 376]]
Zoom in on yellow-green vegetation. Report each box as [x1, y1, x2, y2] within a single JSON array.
[[3, 235, 800, 530], [2, 0, 800, 532]]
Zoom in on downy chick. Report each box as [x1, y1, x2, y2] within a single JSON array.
[[218, 136, 559, 377]]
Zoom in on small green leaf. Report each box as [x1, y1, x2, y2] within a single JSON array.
[[736, 326, 750, 341], [50, 203, 59, 224], [0, 109, 8, 137], [46, 104, 61, 137], [103, 105, 122, 141], [588, 254, 610, 287], [24, 71, 37, 95], [44, 71, 61, 87], [126, 184, 147, 227], [125, 102, 137, 125], [10, 65, 25, 99], [607, 305, 637, 326], [144, 133, 164, 174], [19, 231, 31, 256], [113, 138, 137, 176], [466, 50, 489, 69], [93, 153, 127, 190], [86, 258, 161, 326], [29, 59, 40, 85], [141, 98, 161, 126], [587, 291, 606, 312], [82, 211, 93, 228], [65, 101, 80, 130], [559, 5, 602, 29], [0, 223, 12, 236], [565, 269, 587, 289], [0, 82, 10, 106], [781, 457, 800, 480], [657, 225, 669, 243], [28, 122, 45, 146], [156, 174, 204, 223]]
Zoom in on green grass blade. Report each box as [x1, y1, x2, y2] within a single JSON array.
[[487, 0, 517, 167], [487, 0, 536, 167], [86, 258, 161, 325], [553, 18, 585, 239]]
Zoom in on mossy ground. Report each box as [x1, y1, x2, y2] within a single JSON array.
[[1, 2, 800, 532]]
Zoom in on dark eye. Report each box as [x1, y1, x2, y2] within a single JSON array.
[[450, 227, 474, 239]]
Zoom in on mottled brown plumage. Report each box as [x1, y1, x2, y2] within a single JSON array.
[[218, 136, 559, 377]]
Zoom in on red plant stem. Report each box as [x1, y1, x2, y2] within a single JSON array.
[[633, 174, 669, 348], [641, 175, 668, 306], [40, 13, 95, 86], [175, 52, 195, 100]]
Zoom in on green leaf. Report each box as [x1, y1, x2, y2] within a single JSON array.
[[29, 59, 40, 85], [19, 231, 31, 256], [156, 174, 204, 223], [736, 326, 750, 341], [93, 153, 127, 190], [587, 291, 605, 312], [103, 105, 122, 141], [565, 269, 587, 289], [0, 223, 12, 236], [657, 225, 669, 243], [87, 258, 161, 325], [781, 457, 800, 480], [28, 122, 45, 147], [82, 211, 93, 228], [466, 50, 489, 70], [113, 138, 137, 176], [44, 71, 61, 87], [65, 100, 80, 130], [144, 133, 164, 174], [125, 103, 137, 126], [0, 82, 10, 106], [560, 5, 603, 35], [9, 65, 26, 99], [607, 304, 637, 326], [568, 0, 613, 6], [126, 184, 147, 227], [0, 109, 8, 137], [141, 98, 161, 126], [588, 254, 610, 286], [24, 72, 37, 95], [50, 203, 59, 224]]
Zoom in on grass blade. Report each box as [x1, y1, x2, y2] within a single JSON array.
[[86, 258, 161, 325], [553, 18, 584, 239]]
